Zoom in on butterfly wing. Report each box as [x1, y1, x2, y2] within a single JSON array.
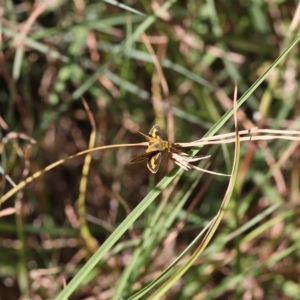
[[149, 124, 163, 140], [129, 152, 151, 163], [147, 152, 162, 173]]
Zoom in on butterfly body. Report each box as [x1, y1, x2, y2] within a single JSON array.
[[146, 139, 171, 152]]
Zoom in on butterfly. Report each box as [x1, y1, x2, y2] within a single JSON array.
[[130, 124, 180, 173]]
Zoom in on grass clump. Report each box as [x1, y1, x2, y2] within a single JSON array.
[[1, 1, 300, 299]]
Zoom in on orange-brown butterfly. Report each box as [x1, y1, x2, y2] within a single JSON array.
[[130, 124, 180, 173]]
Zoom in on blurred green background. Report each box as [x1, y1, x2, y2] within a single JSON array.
[[1, 0, 300, 299]]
